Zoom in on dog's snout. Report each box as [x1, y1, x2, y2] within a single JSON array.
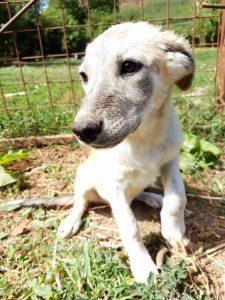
[[72, 120, 102, 143]]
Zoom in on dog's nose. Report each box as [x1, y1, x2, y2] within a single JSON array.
[[72, 120, 102, 143]]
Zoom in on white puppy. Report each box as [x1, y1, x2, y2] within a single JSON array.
[[58, 22, 194, 283]]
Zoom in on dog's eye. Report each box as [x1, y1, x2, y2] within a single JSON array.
[[121, 60, 142, 75], [79, 72, 88, 83]]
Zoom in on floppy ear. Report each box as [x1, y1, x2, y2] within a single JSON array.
[[164, 43, 195, 91]]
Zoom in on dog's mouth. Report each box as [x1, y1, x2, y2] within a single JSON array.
[[89, 139, 123, 149], [75, 121, 141, 149], [76, 136, 124, 149]]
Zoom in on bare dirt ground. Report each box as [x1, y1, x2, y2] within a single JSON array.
[[0, 144, 225, 299]]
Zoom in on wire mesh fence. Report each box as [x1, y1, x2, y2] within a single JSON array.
[[0, 0, 222, 139]]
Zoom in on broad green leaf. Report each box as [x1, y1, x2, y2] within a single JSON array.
[[20, 207, 33, 217], [179, 152, 197, 173], [32, 218, 58, 229], [200, 140, 221, 157], [198, 160, 211, 168], [0, 232, 8, 240], [0, 203, 21, 212], [33, 206, 45, 220], [0, 166, 18, 187], [183, 133, 200, 152], [0, 150, 28, 165], [33, 283, 52, 298]]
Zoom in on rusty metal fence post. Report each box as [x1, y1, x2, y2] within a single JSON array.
[[201, 0, 225, 113], [217, 0, 225, 112]]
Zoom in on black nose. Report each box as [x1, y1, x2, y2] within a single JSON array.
[[72, 120, 102, 143]]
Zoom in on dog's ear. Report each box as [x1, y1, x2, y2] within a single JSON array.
[[164, 43, 195, 91]]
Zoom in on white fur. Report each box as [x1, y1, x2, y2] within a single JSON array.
[[58, 22, 193, 283]]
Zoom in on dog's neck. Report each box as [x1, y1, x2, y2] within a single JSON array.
[[126, 96, 171, 148]]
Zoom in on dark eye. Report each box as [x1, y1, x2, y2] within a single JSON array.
[[121, 60, 142, 75], [79, 71, 88, 83]]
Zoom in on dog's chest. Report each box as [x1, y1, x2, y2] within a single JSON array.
[[123, 166, 157, 201], [91, 146, 160, 201]]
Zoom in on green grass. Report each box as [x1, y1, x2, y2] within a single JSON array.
[[0, 208, 206, 299], [0, 59, 84, 138]]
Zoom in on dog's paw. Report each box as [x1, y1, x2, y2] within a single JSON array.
[[161, 216, 185, 246], [137, 192, 163, 209], [160, 198, 185, 246], [162, 227, 184, 246], [58, 215, 81, 239], [131, 257, 158, 283], [170, 238, 189, 256]]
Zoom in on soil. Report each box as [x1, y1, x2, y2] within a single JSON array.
[[0, 144, 225, 299]]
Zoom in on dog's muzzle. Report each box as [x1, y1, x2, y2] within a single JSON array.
[[72, 120, 102, 144]]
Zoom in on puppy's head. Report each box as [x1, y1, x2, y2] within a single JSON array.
[[73, 22, 194, 148]]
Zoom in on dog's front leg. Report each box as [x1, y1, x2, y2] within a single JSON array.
[[58, 193, 87, 239], [58, 162, 93, 238], [109, 193, 158, 282], [160, 155, 187, 246]]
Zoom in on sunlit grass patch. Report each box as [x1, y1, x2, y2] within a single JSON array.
[[0, 219, 206, 299]]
